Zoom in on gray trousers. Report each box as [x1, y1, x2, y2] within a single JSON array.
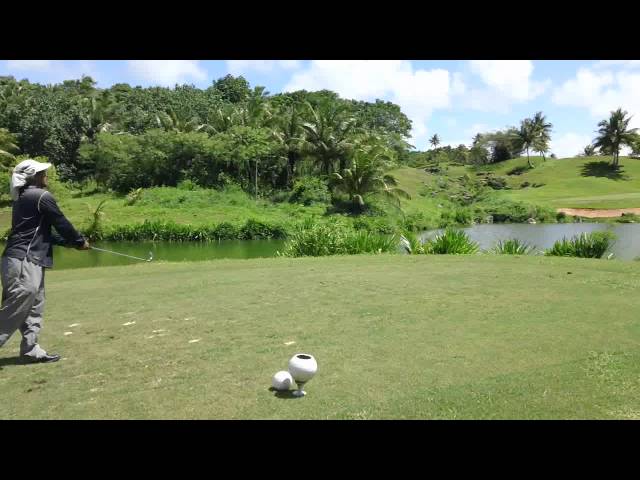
[[0, 256, 48, 358]]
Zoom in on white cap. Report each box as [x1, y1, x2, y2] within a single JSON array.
[[10, 159, 52, 200], [13, 159, 52, 176]]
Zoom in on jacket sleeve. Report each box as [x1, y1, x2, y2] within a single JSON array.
[[38, 192, 86, 248], [51, 229, 68, 246]]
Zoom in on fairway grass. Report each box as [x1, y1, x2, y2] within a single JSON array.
[[481, 156, 640, 209], [1, 254, 639, 419]]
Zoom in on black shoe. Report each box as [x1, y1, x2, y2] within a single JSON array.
[[21, 353, 61, 364]]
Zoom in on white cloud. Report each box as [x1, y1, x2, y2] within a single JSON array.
[[451, 72, 466, 96], [127, 60, 207, 87], [462, 60, 550, 112], [550, 132, 593, 158], [442, 139, 470, 148], [464, 123, 491, 137], [552, 66, 640, 130], [227, 60, 302, 75], [283, 60, 457, 148], [593, 60, 640, 70], [4, 60, 105, 86], [6, 60, 53, 71], [551, 68, 614, 113]]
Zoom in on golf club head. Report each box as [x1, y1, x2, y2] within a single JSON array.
[[147, 251, 153, 262]]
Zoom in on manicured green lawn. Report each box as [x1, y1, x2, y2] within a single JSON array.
[[1, 254, 639, 419], [479, 156, 640, 209]]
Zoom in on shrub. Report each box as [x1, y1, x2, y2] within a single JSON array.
[[177, 179, 199, 191], [279, 220, 397, 257], [0, 170, 11, 201], [545, 231, 616, 258], [399, 230, 426, 254], [616, 213, 640, 223], [239, 219, 287, 240], [507, 166, 528, 176], [279, 221, 347, 257], [125, 187, 144, 206], [341, 230, 398, 255], [352, 216, 396, 234], [212, 222, 240, 240], [270, 190, 291, 203], [400, 212, 434, 232], [289, 176, 330, 206], [473, 198, 556, 223], [439, 206, 474, 228], [491, 238, 535, 255], [425, 228, 479, 254], [486, 175, 508, 190], [101, 218, 287, 242], [83, 199, 108, 240]]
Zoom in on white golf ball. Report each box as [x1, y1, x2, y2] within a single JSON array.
[[272, 370, 293, 391]]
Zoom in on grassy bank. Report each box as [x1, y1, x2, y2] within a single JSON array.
[[2, 155, 639, 238], [476, 156, 640, 209], [0, 185, 325, 236], [1, 254, 639, 419]]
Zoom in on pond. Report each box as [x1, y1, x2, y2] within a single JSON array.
[[0, 239, 287, 270], [1, 222, 638, 270], [420, 223, 640, 260]]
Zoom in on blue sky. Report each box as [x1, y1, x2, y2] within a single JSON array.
[[3, 60, 640, 157]]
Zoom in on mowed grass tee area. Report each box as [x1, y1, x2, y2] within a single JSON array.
[[1, 254, 639, 419]]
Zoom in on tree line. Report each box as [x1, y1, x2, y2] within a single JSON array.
[[0, 74, 412, 201], [2, 72, 639, 210], [420, 109, 639, 168]]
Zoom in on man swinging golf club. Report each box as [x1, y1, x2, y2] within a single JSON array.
[[0, 159, 89, 363]]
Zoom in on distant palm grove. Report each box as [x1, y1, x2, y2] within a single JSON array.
[[1, 74, 639, 212]]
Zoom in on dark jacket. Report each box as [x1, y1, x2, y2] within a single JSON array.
[[2, 186, 86, 268]]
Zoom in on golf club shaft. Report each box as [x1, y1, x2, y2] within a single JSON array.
[[90, 246, 151, 262]]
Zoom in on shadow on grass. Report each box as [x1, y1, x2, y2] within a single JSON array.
[[581, 161, 629, 180], [268, 387, 302, 399], [71, 187, 104, 198], [507, 165, 530, 176], [0, 356, 28, 368]]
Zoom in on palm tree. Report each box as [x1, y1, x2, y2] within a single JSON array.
[[242, 86, 271, 127], [82, 90, 121, 140], [330, 150, 410, 212], [271, 102, 304, 188], [429, 134, 440, 150], [531, 112, 552, 161], [0, 79, 33, 128], [594, 108, 639, 167], [0, 128, 20, 170], [632, 138, 640, 158], [0, 80, 25, 109], [207, 104, 243, 134], [583, 144, 596, 157], [516, 118, 537, 168], [300, 101, 359, 175], [156, 107, 210, 133]]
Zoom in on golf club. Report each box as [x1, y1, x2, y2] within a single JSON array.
[[90, 246, 153, 262]]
